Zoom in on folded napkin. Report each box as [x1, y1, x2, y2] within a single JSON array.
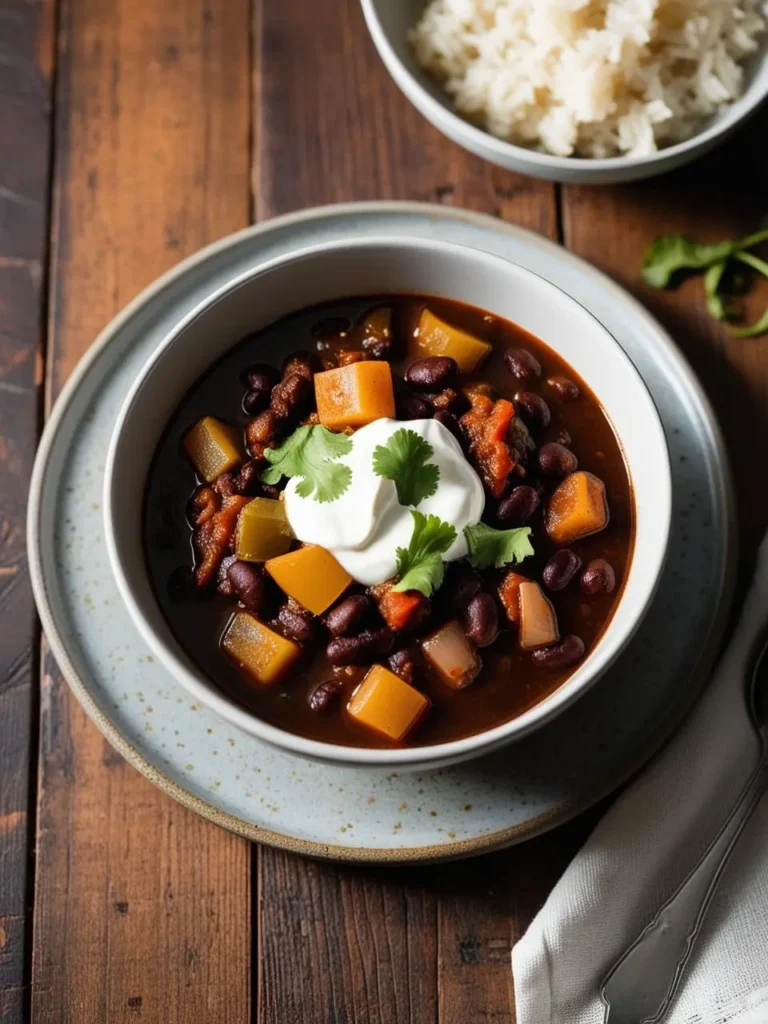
[[513, 534, 768, 1024]]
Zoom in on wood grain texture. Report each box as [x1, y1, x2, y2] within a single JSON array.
[[0, 1, 55, 1020], [561, 110, 768, 570], [254, 2, 588, 1022], [32, 1, 252, 1020]]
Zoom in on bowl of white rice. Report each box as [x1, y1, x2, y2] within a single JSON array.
[[360, 0, 768, 183]]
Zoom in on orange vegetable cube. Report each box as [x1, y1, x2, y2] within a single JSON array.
[[370, 580, 428, 632], [412, 308, 492, 373], [314, 361, 395, 430], [265, 544, 352, 615], [544, 471, 609, 545], [518, 582, 559, 650], [235, 497, 293, 561], [221, 611, 300, 685], [347, 664, 430, 742], [183, 416, 244, 482], [498, 571, 528, 624]]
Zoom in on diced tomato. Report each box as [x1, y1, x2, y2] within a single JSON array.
[[193, 495, 249, 588], [370, 580, 429, 632], [460, 394, 515, 497]]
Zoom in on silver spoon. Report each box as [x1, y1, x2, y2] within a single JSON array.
[[601, 630, 768, 1024]]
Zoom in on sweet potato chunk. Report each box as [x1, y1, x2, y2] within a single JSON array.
[[265, 545, 352, 615], [347, 664, 429, 742], [421, 620, 481, 690], [498, 571, 528, 624], [222, 611, 300, 685], [235, 497, 293, 562], [412, 308, 492, 373], [314, 361, 395, 430], [184, 416, 244, 482], [545, 471, 609, 545], [518, 582, 559, 650]]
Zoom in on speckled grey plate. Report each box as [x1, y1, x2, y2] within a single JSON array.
[[28, 202, 735, 863]]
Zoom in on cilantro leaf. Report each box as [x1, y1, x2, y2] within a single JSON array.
[[642, 228, 768, 289], [642, 236, 734, 289], [393, 511, 457, 596], [372, 428, 440, 507], [704, 261, 730, 321], [261, 424, 352, 503], [463, 523, 534, 570], [730, 251, 768, 338]]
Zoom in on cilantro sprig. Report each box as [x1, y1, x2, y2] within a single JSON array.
[[463, 523, 534, 570], [261, 425, 352, 503], [642, 227, 768, 337], [372, 428, 440, 507], [393, 511, 456, 596]]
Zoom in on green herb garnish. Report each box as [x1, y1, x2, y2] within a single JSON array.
[[463, 523, 534, 570], [393, 511, 457, 596], [261, 424, 352, 503], [642, 226, 768, 337], [372, 428, 440, 507]]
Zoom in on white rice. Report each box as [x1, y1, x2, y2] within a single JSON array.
[[409, 0, 767, 158]]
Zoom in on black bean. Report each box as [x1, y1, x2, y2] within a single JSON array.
[[388, 645, 422, 685], [464, 593, 499, 648], [433, 410, 463, 444], [326, 627, 394, 666], [259, 482, 282, 501], [405, 356, 457, 391], [581, 558, 616, 596], [397, 393, 432, 420], [440, 562, 483, 613], [531, 635, 585, 670], [504, 347, 542, 381], [308, 679, 343, 713], [276, 598, 317, 643], [547, 376, 580, 401], [542, 549, 581, 592], [497, 485, 540, 526], [538, 442, 578, 479], [244, 364, 278, 391], [227, 561, 268, 613], [217, 554, 238, 595], [324, 595, 371, 637], [242, 387, 270, 416], [270, 373, 312, 421], [515, 392, 551, 433], [234, 458, 263, 496], [213, 472, 238, 497]]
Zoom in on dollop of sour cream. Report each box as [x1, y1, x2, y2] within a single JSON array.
[[283, 418, 485, 586]]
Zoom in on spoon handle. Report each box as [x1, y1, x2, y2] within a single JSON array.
[[601, 754, 768, 1024]]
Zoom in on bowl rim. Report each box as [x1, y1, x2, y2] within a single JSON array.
[[360, 0, 768, 173], [104, 234, 672, 768]]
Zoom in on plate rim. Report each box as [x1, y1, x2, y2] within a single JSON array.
[[27, 200, 737, 863]]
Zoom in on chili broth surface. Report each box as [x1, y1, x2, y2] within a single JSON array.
[[144, 294, 634, 748]]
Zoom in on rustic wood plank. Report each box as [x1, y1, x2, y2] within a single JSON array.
[[254, 2, 575, 1022], [32, 1, 253, 1021], [0, 1, 56, 1020], [562, 111, 768, 566]]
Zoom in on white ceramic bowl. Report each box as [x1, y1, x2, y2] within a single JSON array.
[[360, 0, 768, 185], [105, 237, 671, 770]]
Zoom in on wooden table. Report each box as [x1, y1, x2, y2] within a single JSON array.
[[2, 1, 767, 1020]]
